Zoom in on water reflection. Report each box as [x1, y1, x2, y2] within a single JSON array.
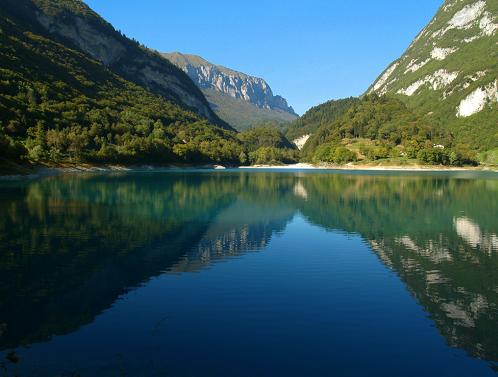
[[295, 173, 498, 361], [171, 199, 295, 272], [454, 216, 498, 254], [0, 173, 237, 349], [0, 170, 497, 368]]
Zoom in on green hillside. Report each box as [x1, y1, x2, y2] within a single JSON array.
[[0, 0, 244, 167], [284, 97, 358, 142], [237, 126, 298, 164], [1, 0, 495, 169], [26, 0, 227, 127], [368, 0, 497, 153], [0, 0, 302, 169], [302, 95, 478, 166], [292, 0, 497, 165]]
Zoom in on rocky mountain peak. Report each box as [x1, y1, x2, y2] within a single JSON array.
[[163, 52, 297, 116]]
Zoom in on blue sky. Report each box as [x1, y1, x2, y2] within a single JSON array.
[[85, 0, 442, 115]]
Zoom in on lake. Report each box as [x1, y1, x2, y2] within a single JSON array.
[[0, 169, 497, 376]]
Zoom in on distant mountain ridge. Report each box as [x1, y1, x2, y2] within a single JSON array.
[[163, 52, 298, 130]]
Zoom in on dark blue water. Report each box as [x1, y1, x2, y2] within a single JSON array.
[[0, 170, 497, 376]]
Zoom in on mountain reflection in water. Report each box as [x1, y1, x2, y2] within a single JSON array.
[[0, 170, 496, 375]]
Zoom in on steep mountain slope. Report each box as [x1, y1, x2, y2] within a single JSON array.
[[163, 52, 298, 130], [19, 0, 227, 127], [0, 0, 243, 165], [238, 126, 296, 150], [284, 97, 358, 149], [368, 0, 497, 152]]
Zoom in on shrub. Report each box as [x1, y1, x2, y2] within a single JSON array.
[[313, 144, 357, 164], [366, 146, 390, 160], [313, 144, 335, 163], [333, 147, 357, 163], [448, 145, 478, 166], [249, 147, 298, 165], [417, 148, 449, 165]]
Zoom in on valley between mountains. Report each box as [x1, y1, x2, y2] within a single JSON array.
[[0, 0, 497, 174]]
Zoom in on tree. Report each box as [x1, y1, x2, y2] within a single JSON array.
[[333, 147, 357, 163], [239, 151, 248, 165]]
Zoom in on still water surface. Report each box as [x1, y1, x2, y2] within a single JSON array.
[[0, 170, 497, 376]]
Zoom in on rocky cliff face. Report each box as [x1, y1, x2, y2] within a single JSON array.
[[163, 53, 297, 129], [27, 0, 227, 127], [369, 0, 497, 120]]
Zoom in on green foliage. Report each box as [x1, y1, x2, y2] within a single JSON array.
[[237, 126, 295, 150], [313, 144, 357, 164], [417, 145, 478, 166], [248, 147, 299, 165], [0, 130, 26, 161], [478, 148, 498, 165], [367, 0, 498, 152], [0, 1, 243, 166], [364, 145, 391, 161], [417, 148, 450, 165], [284, 97, 358, 141], [305, 95, 479, 166], [304, 95, 439, 153], [234, 126, 300, 165]]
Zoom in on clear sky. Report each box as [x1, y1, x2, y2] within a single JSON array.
[[85, 0, 443, 115]]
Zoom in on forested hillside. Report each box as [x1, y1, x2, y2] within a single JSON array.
[[0, 0, 244, 166], [27, 0, 225, 125], [284, 97, 358, 142], [0, 0, 495, 170], [290, 0, 497, 166], [368, 0, 497, 158], [301, 95, 478, 166]]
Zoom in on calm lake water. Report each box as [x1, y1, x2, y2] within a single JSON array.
[[0, 169, 497, 376]]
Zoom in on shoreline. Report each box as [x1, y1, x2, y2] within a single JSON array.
[[1, 162, 497, 179], [239, 163, 498, 172], [0, 163, 229, 180]]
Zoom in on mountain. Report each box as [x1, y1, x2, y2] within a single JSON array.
[[163, 52, 298, 130], [0, 0, 255, 168], [287, 0, 497, 165], [368, 0, 497, 153], [22, 0, 226, 127]]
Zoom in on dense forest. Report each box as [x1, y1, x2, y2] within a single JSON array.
[[293, 95, 480, 166], [284, 97, 358, 141], [0, 0, 493, 171], [0, 0, 300, 168], [366, 0, 498, 159]]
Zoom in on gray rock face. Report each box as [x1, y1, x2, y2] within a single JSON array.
[[30, 2, 226, 127], [163, 52, 297, 116]]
